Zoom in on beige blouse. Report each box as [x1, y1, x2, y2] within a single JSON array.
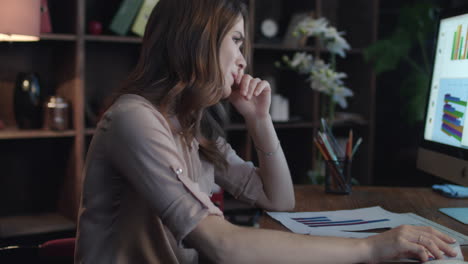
[[75, 94, 263, 263]]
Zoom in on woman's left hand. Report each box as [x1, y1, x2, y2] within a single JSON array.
[[229, 73, 271, 120]]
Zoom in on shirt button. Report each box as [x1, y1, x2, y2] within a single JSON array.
[[175, 168, 183, 174]]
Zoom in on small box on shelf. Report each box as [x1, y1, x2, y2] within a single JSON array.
[[109, 0, 144, 36], [131, 0, 160, 37]]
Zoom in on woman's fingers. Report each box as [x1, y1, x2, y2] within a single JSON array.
[[406, 226, 457, 260], [418, 228, 457, 258], [254, 80, 270, 96], [401, 239, 431, 263], [238, 74, 270, 100], [247, 78, 261, 99], [417, 235, 442, 260], [239, 74, 251, 96], [428, 226, 457, 244], [236, 69, 244, 84], [410, 226, 457, 257]]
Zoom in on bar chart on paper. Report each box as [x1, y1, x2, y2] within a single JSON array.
[[292, 216, 389, 228], [451, 24, 468, 60], [267, 206, 468, 244]]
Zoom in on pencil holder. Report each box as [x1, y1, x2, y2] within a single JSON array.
[[325, 158, 352, 194]]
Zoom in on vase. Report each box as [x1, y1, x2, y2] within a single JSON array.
[[14, 72, 44, 129]]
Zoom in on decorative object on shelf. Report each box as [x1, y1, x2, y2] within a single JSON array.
[[14, 72, 44, 129], [260, 19, 279, 39], [364, 3, 437, 125], [0, 0, 40, 42], [263, 74, 289, 121], [43, 96, 70, 131], [131, 0, 160, 37], [277, 16, 352, 123], [109, 0, 144, 36], [255, 0, 281, 44], [277, 16, 353, 183], [40, 0, 52, 34], [282, 12, 313, 48], [270, 94, 289, 122], [88, 20, 103, 35]]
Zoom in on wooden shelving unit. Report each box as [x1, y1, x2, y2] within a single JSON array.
[[0, 129, 75, 140], [246, 0, 378, 184], [84, 35, 142, 43], [39, 33, 77, 41], [0, 0, 379, 242]]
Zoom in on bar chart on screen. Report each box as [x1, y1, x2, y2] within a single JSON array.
[[451, 24, 468, 60], [430, 78, 468, 147]]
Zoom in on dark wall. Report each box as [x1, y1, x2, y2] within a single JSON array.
[[373, 0, 467, 186]]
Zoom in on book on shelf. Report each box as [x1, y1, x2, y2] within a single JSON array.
[[40, 0, 52, 33], [131, 0, 160, 37], [109, 0, 144, 36]]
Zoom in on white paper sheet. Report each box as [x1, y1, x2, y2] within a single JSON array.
[[267, 206, 468, 243], [267, 206, 468, 261]]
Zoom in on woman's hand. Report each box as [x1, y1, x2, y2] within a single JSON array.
[[364, 225, 457, 263], [229, 73, 271, 120]]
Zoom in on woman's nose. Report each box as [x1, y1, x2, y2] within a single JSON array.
[[237, 54, 247, 71]]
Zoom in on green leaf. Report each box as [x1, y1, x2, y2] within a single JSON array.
[[363, 2, 438, 125], [363, 35, 411, 74], [363, 3, 438, 75], [399, 72, 430, 123]]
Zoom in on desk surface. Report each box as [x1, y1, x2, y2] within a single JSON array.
[[259, 185, 468, 261]]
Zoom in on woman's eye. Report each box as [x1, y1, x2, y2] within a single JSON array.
[[233, 37, 243, 45]]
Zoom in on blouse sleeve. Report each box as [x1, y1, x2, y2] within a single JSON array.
[[103, 103, 222, 246], [214, 137, 264, 205]]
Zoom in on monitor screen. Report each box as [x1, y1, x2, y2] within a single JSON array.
[[424, 12, 468, 148], [418, 8, 468, 186]]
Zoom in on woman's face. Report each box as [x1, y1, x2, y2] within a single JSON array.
[[219, 17, 247, 98]]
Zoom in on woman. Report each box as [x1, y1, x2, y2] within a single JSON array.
[[75, 0, 457, 263]]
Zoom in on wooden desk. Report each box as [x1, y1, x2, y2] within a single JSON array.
[[259, 185, 468, 260]]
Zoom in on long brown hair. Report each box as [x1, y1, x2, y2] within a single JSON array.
[[117, 0, 250, 171]]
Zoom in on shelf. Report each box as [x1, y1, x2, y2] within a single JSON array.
[[84, 35, 142, 44], [0, 128, 75, 140], [39, 33, 77, 41], [81, 121, 366, 133], [226, 121, 317, 131], [0, 212, 75, 239], [85, 128, 95, 135], [319, 48, 366, 55], [253, 43, 316, 52], [253, 43, 366, 55], [273, 121, 317, 129]]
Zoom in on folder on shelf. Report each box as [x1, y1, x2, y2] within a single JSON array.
[[109, 0, 144, 36], [40, 0, 52, 33], [131, 0, 160, 37]]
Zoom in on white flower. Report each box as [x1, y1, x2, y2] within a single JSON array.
[[323, 27, 350, 58], [297, 59, 352, 108], [295, 17, 351, 57], [297, 17, 329, 36], [279, 15, 354, 110], [332, 86, 354, 108], [289, 52, 314, 74]]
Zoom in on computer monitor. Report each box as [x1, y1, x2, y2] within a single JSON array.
[[418, 7, 468, 186]]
